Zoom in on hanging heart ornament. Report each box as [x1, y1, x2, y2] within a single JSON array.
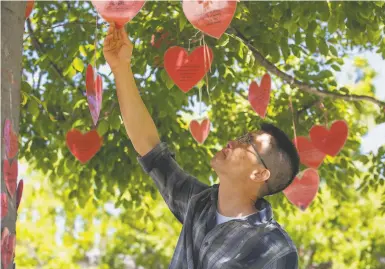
[[1, 228, 16, 269], [182, 0, 237, 39], [248, 73, 271, 118], [293, 136, 326, 169], [66, 129, 102, 164], [3, 160, 18, 198], [3, 119, 18, 160], [91, 0, 146, 28], [164, 45, 213, 93], [309, 120, 348, 156], [86, 65, 103, 126], [189, 118, 211, 144], [283, 168, 320, 211]]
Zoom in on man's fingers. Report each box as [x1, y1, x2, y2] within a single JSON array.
[[107, 23, 115, 35], [104, 34, 113, 47]]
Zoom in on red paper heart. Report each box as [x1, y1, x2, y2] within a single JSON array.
[[164, 45, 214, 93], [1, 193, 8, 219], [183, 0, 237, 39], [66, 129, 102, 164], [3, 119, 18, 160], [293, 136, 326, 169], [309, 120, 348, 156], [189, 118, 210, 144], [1, 228, 15, 269], [283, 168, 320, 210], [248, 74, 271, 118], [3, 160, 18, 198], [25, 0, 34, 18], [16, 179, 23, 211], [91, 0, 145, 28], [86, 65, 103, 126]]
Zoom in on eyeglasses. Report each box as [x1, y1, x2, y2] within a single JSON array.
[[235, 133, 268, 170]]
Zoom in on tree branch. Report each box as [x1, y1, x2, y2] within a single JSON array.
[[297, 99, 322, 116], [230, 27, 385, 108], [26, 18, 79, 91]]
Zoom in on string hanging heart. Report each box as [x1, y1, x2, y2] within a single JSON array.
[[182, 0, 237, 39], [189, 118, 211, 144], [164, 45, 214, 93], [91, 0, 146, 28], [283, 168, 320, 211], [309, 120, 348, 156], [293, 136, 326, 169], [248, 73, 271, 118], [86, 64, 103, 126], [66, 129, 103, 164]]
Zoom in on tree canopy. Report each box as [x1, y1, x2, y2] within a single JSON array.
[[16, 1, 385, 268]]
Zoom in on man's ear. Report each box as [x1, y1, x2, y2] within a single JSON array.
[[250, 169, 270, 182]]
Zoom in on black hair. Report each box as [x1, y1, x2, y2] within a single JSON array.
[[260, 123, 300, 196]]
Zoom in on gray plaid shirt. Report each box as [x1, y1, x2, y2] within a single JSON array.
[[138, 142, 298, 269]]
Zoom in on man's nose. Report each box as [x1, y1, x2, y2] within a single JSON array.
[[227, 141, 236, 148]]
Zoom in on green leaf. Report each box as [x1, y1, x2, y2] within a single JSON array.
[[68, 190, 78, 199], [329, 45, 338, 56], [331, 64, 341, 71], [328, 15, 338, 33], [318, 39, 329, 56], [280, 38, 290, 60], [21, 91, 29, 106], [295, 31, 302, 44], [97, 120, 109, 136], [179, 14, 187, 32], [64, 65, 77, 79], [319, 70, 333, 79], [110, 115, 121, 131], [72, 119, 85, 128], [79, 45, 87, 57], [218, 34, 230, 47], [22, 81, 32, 92], [72, 57, 84, 72], [339, 87, 350, 94], [305, 33, 317, 53], [28, 99, 40, 118], [307, 21, 318, 33], [238, 43, 245, 59]]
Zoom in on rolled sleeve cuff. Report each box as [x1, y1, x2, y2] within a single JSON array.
[[137, 142, 175, 174]]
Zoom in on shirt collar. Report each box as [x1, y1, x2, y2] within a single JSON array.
[[211, 184, 273, 226]]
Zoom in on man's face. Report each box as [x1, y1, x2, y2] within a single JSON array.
[[210, 130, 272, 181]]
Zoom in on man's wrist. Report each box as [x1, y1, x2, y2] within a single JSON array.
[[111, 63, 132, 77]]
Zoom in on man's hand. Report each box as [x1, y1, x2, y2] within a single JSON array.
[[103, 23, 133, 71]]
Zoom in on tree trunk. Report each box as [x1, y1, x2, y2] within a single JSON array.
[[1, 1, 26, 269]]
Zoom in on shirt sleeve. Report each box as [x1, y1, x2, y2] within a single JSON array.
[[261, 250, 298, 269], [137, 142, 209, 224]]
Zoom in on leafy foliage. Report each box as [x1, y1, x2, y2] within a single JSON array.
[[18, 1, 385, 268]]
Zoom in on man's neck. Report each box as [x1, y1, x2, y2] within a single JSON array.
[[217, 182, 259, 218]]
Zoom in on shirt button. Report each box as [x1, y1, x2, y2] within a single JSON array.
[[204, 242, 209, 247]]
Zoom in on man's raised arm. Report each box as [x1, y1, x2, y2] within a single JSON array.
[[103, 24, 209, 223], [103, 24, 160, 156]]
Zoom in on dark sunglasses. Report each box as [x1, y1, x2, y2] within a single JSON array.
[[235, 133, 268, 170]]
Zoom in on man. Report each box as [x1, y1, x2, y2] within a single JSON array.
[[104, 24, 300, 269]]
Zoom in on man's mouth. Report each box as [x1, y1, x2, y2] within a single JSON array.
[[221, 148, 230, 157]]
